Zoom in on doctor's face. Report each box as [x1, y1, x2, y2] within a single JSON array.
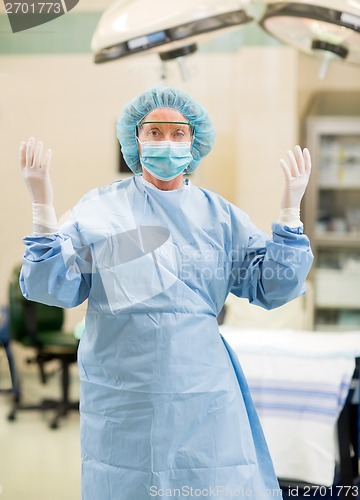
[[137, 108, 192, 154]]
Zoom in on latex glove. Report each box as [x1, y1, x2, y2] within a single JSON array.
[[19, 137, 57, 234], [280, 145, 311, 209], [19, 137, 53, 205]]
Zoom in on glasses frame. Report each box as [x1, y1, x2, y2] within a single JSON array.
[[136, 120, 195, 137]]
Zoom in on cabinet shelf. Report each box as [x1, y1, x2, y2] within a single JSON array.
[[319, 184, 360, 190], [315, 324, 360, 332], [315, 232, 360, 248], [315, 302, 360, 310]]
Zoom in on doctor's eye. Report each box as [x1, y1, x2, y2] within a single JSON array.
[[173, 129, 191, 141], [148, 128, 162, 138], [173, 130, 185, 138]]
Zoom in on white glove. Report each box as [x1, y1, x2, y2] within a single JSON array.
[[20, 137, 53, 204], [19, 137, 58, 234], [280, 145, 311, 209], [278, 145, 312, 228]]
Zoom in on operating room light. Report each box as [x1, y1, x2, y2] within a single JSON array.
[[259, 0, 360, 79], [91, 0, 360, 80], [91, 0, 253, 79]]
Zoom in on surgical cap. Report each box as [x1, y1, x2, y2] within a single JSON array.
[[116, 86, 216, 175]]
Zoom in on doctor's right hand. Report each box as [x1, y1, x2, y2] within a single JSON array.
[[19, 137, 54, 205]]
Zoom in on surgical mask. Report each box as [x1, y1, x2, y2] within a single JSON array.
[[137, 139, 193, 181]]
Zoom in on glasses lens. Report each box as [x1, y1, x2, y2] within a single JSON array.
[[137, 121, 193, 142]]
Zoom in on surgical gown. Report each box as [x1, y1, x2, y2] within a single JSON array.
[[20, 175, 313, 499]]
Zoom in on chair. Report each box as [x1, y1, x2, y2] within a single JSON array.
[[0, 306, 20, 399], [7, 265, 79, 429]]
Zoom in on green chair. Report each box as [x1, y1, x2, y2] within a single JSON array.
[[7, 265, 79, 429]]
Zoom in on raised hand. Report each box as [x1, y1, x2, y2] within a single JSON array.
[[20, 137, 53, 205], [280, 145, 311, 209]]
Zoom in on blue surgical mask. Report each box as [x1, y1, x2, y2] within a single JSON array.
[[138, 140, 193, 181]]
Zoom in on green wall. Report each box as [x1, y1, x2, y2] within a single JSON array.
[[0, 12, 280, 55]]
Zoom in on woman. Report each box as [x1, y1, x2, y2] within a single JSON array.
[[19, 86, 313, 499]]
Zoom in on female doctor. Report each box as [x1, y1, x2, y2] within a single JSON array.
[[19, 86, 313, 499]]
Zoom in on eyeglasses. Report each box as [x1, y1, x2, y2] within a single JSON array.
[[136, 121, 194, 142]]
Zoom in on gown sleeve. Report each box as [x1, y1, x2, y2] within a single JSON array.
[[229, 211, 314, 310], [20, 210, 92, 309]]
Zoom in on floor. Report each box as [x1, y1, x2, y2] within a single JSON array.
[[0, 343, 81, 500], [1, 343, 358, 500]]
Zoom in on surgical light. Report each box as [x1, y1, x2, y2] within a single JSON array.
[[91, 0, 253, 78], [259, 0, 360, 78]]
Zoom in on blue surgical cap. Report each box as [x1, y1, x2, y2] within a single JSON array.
[[116, 86, 216, 175]]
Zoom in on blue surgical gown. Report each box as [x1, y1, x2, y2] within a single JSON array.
[[20, 176, 313, 499]]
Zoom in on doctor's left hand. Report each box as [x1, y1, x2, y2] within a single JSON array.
[[280, 145, 311, 209], [19, 137, 54, 205]]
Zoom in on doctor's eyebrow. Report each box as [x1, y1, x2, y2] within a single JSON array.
[[137, 121, 194, 136]]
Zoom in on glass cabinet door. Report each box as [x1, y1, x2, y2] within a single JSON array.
[[304, 117, 360, 331]]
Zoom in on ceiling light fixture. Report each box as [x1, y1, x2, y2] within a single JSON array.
[[91, 0, 253, 79], [259, 0, 360, 78]]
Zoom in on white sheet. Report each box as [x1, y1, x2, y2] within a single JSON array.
[[220, 326, 359, 486]]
